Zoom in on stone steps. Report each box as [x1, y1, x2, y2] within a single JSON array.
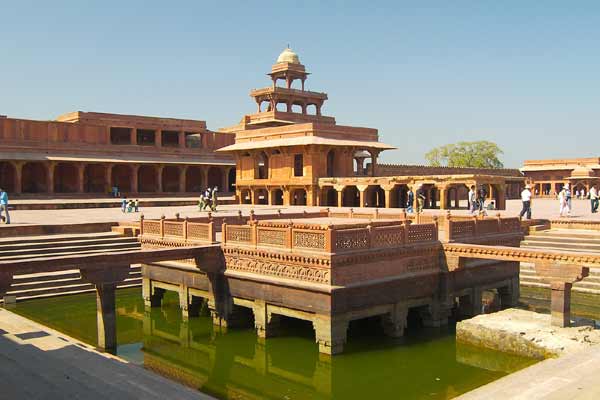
[[521, 240, 600, 253], [0, 231, 142, 301]]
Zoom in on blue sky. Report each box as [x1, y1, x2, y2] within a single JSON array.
[[1, 1, 599, 167]]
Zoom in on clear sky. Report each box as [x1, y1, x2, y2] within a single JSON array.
[[1, 1, 599, 167]]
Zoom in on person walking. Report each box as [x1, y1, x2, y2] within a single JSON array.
[[0, 187, 10, 224], [477, 185, 487, 211], [519, 185, 532, 220], [468, 185, 477, 215], [121, 196, 127, 213], [134, 199, 139, 213], [558, 187, 568, 217], [590, 185, 598, 213], [406, 189, 414, 213], [211, 186, 218, 212], [198, 193, 205, 211], [564, 183, 572, 216], [416, 184, 425, 213]]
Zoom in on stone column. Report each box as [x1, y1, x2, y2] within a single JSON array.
[[105, 164, 113, 192], [381, 303, 409, 337], [95, 282, 118, 353], [155, 130, 162, 147], [130, 128, 137, 145], [77, 163, 85, 193], [142, 277, 165, 309], [283, 188, 291, 206], [250, 189, 256, 205], [551, 282, 572, 328], [47, 162, 55, 194], [131, 165, 139, 194], [439, 186, 448, 210], [457, 288, 483, 319], [201, 167, 208, 190], [156, 165, 164, 193], [253, 300, 281, 338], [496, 185, 506, 210], [178, 285, 202, 320], [454, 189, 460, 209], [313, 315, 349, 355], [357, 185, 368, 207], [14, 161, 22, 194], [178, 131, 185, 148], [335, 185, 344, 207], [179, 166, 188, 193]]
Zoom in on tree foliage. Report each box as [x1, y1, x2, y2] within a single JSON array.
[[425, 141, 504, 168]]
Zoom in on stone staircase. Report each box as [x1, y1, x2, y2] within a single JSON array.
[[0, 232, 141, 301], [520, 229, 600, 295]]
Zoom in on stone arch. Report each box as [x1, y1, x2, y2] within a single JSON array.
[[365, 186, 385, 208], [162, 166, 180, 192], [255, 188, 269, 205], [112, 164, 132, 193], [271, 188, 284, 205], [342, 186, 359, 207], [186, 166, 203, 192], [306, 104, 317, 115], [228, 167, 236, 192], [321, 187, 337, 207], [54, 163, 79, 193], [291, 188, 307, 206], [390, 184, 409, 208], [240, 189, 252, 204], [138, 165, 157, 193], [207, 166, 223, 189], [255, 152, 269, 180], [0, 161, 17, 193], [84, 164, 106, 193], [22, 162, 48, 193]]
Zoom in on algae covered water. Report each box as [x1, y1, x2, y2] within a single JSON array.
[[12, 288, 535, 400]]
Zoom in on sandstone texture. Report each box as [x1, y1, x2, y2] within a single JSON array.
[[456, 308, 600, 359]]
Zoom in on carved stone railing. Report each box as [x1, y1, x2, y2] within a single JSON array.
[[223, 220, 438, 254], [445, 216, 521, 242], [140, 215, 216, 244]]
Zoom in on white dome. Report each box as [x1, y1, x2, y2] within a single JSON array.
[[276, 47, 300, 64]]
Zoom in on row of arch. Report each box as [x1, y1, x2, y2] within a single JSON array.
[[236, 183, 505, 210], [0, 161, 235, 194]]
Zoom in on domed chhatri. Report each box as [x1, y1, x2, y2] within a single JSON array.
[[276, 47, 300, 64]]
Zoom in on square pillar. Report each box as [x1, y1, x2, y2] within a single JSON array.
[[131, 128, 137, 145], [337, 189, 343, 207], [313, 315, 349, 355], [179, 166, 187, 193], [155, 130, 162, 147], [178, 131, 185, 148], [252, 300, 281, 338], [47, 162, 55, 194], [95, 283, 117, 353], [551, 282, 572, 328], [77, 163, 85, 193]]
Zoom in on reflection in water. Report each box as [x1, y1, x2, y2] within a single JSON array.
[[12, 288, 536, 400]]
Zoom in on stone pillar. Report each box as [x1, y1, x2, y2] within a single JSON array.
[[105, 164, 113, 192], [357, 185, 367, 207], [551, 282, 572, 328], [439, 187, 448, 210], [496, 185, 506, 210], [95, 282, 118, 353], [313, 315, 349, 355], [157, 165, 164, 193], [283, 188, 291, 206], [131, 165, 139, 194], [454, 189, 460, 209], [13, 161, 22, 194], [498, 276, 520, 308], [457, 288, 483, 319], [201, 167, 208, 190], [47, 162, 55, 194], [250, 189, 256, 205], [155, 130, 162, 147], [381, 303, 409, 337], [77, 163, 86, 193], [252, 300, 281, 338], [179, 285, 202, 320], [179, 166, 187, 193], [142, 277, 165, 308], [131, 128, 137, 145], [384, 189, 392, 208], [178, 131, 185, 148], [424, 188, 431, 209], [221, 167, 227, 192]]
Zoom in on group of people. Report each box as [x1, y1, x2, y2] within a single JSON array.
[[121, 197, 139, 213], [468, 185, 494, 215], [519, 183, 600, 220], [198, 186, 219, 212]]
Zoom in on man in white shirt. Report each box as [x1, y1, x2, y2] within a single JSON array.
[[519, 185, 532, 219], [590, 185, 598, 214]]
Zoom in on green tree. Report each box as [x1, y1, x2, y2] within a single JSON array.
[[425, 141, 504, 168]]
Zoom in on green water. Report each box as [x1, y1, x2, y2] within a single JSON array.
[[12, 288, 536, 400]]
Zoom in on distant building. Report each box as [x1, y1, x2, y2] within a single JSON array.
[[0, 112, 235, 195], [219, 48, 523, 209], [521, 157, 599, 196]]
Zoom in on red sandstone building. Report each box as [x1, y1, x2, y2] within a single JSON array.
[[0, 112, 235, 196], [521, 157, 600, 197]]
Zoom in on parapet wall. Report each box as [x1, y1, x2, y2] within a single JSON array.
[[375, 163, 523, 178]]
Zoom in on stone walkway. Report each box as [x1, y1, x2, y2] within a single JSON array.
[[1, 198, 599, 227], [0, 308, 212, 399], [456, 344, 600, 399]]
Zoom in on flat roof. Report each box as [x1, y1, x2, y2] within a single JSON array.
[[217, 136, 395, 152]]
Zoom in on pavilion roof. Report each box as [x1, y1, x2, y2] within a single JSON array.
[[217, 136, 395, 152]]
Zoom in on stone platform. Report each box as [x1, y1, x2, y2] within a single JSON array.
[[457, 308, 600, 359]]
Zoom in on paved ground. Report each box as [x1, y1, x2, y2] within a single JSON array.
[[1, 198, 599, 227], [456, 344, 600, 400], [0, 307, 212, 399]]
